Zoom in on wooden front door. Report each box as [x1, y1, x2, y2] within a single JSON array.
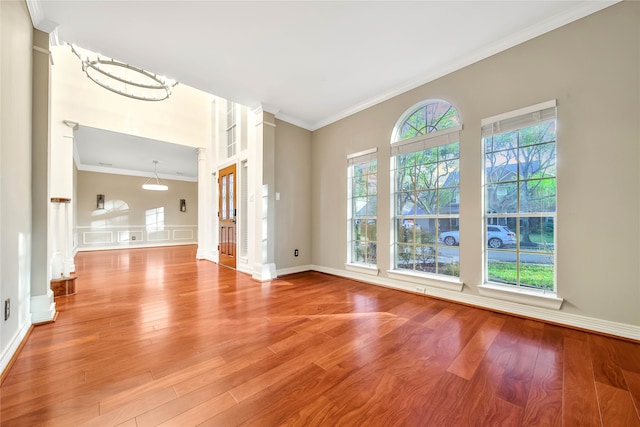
[[218, 164, 237, 269]]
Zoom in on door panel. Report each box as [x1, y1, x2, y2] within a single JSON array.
[[219, 164, 236, 269]]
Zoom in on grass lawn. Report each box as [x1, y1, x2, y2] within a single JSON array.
[[488, 261, 554, 291]]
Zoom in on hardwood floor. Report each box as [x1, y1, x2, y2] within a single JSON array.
[[1, 245, 639, 426]]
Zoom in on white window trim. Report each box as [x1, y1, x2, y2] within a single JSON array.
[[345, 263, 380, 276], [481, 99, 558, 295], [479, 282, 563, 310], [387, 269, 463, 292], [347, 148, 378, 268]]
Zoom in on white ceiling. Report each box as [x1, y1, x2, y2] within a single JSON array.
[[73, 126, 198, 180], [29, 0, 617, 177]]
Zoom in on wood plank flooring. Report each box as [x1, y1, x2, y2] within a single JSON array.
[[1, 245, 639, 426]]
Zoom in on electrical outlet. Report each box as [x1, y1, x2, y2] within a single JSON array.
[[416, 286, 426, 294], [4, 299, 10, 321]]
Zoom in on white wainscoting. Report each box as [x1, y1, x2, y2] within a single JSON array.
[[76, 225, 197, 251]]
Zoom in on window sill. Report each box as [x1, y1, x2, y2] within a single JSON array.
[[387, 269, 464, 292], [345, 263, 379, 276], [478, 283, 563, 310]]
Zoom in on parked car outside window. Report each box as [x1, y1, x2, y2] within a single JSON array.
[[439, 225, 516, 248]]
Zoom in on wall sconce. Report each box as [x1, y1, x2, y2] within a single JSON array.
[[97, 194, 105, 209], [180, 199, 186, 212]]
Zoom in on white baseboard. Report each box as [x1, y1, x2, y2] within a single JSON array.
[[31, 292, 56, 324], [308, 264, 640, 341], [252, 263, 277, 282], [277, 265, 313, 276], [0, 320, 32, 376]]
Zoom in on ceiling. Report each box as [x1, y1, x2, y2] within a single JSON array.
[[29, 1, 617, 178], [73, 126, 198, 180]]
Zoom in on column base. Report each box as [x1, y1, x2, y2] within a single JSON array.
[[252, 263, 277, 282]]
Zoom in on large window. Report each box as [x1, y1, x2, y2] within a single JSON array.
[[347, 149, 377, 267], [482, 100, 557, 291], [391, 99, 461, 278]]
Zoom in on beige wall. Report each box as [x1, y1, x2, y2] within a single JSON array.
[[0, 0, 33, 369], [311, 2, 640, 327], [275, 119, 312, 269], [76, 171, 197, 248]]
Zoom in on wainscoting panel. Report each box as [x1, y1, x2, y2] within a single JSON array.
[[76, 225, 197, 251]]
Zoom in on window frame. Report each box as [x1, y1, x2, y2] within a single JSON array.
[[481, 99, 558, 296], [389, 99, 463, 286], [346, 148, 379, 275]]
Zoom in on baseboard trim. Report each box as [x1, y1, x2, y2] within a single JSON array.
[[0, 322, 33, 385], [277, 265, 313, 276], [308, 264, 640, 342]]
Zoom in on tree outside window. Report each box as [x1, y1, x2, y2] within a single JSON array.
[[391, 99, 461, 278], [483, 102, 557, 291]]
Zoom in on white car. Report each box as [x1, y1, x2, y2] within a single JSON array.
[[439, 225, 516, 248]]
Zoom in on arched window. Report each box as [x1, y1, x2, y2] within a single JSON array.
[[390, 99, 462, 279], [393, 99, 461, 142]]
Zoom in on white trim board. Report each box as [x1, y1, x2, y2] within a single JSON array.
[[305, 265, 639, 341]]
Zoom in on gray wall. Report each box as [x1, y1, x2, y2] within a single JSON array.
[[275, 119, 312, 270], [311, 2, 640, 326], [0, 0, 33, 368]]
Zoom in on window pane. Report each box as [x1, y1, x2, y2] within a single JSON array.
[[519, 179, 556, 213], [519, 143, 556, 179], [397, 192, 415, 216], [398, 219, 416, 243], [367, 174, 377, 195], [486, 149, 518, 183], [439, 247, 460, 277], [438, 188, 459, 215], [353, 242, 366, 263], [520, 254, 554, 291], [396, 244, 414, 269], [438, 160, 460, 188], [366, 196, 377, 216], [415, 245, 436, 273], [415, 218, 437, 244], [366, 220, 377, 241], [438, 141, 459, 161], [365, 242, 377, 264], [352, 220, 364, 241], [416, 190, 437, 215], [353, 175, 367, 197], [415, 147, 438, 165], [398, 167, 414, 192], [486, 182, 518, 214], [519, 217, 555, 253], [353, 197, 368, 217], [487, 250, 517, 285], [221, 176, 227, 219], [493, 130, 518, 151], [397, 152, 416, 168], [519, 121, 556, 147], [486, 219, 517, 248], [416, 163, 437, 189]]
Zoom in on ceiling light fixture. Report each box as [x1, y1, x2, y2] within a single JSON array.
[[70, 44, 177, 101], [142, 161, 168, 191]]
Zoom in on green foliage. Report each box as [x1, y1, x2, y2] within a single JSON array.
[[488, 261, 554, 291]]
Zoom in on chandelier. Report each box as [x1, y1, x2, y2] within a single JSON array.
[[142, 161, 168, 191], [70, 44, 177, 101]]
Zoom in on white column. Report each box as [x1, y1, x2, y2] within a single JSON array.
[[251, 106, 277, 281], [196, 147, 207, 259]]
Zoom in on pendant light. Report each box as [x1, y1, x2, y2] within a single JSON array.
[[142, 160, 168, 191]]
